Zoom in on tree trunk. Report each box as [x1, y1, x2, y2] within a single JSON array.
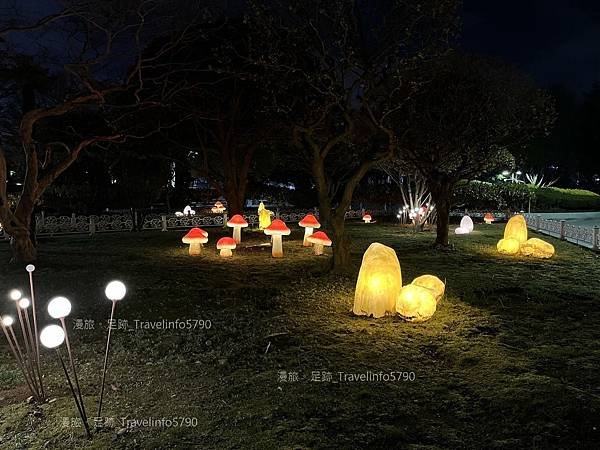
[[10, 227, 37, 263], [430, 181, 452, 248], [224, 182, 245, 216], [330, 213, 352, 274]]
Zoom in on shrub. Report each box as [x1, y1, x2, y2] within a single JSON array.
[[533, 187, 600, 211], [453, 181, 530, 210]]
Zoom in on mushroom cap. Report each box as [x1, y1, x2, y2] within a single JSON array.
[[298, 214, 321, 229], [182, 227, 209, 244], [264, 219, 291, 236], [227, 214, 249, 228], [306, 231, 331, 246], [216, 237, 237, 249], [214, 201, 224, 208], [484, 213, 495, 221], [363, 214, 372, 219]]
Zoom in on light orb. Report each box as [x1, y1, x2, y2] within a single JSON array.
[[9, 289, 22, 301], [105, 280, 126, 301], [40, 324, 65, 349], [18, 298, 31, 309], [47, 296, 72, 319], [2, 315, 15, 327], [26, 264, 35, 273]]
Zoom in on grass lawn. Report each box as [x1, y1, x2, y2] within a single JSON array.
[[1, 223, 600, 449]]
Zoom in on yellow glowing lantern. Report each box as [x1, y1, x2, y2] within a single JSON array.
[[411, 275, 445, 303], [497, 237, 521, 255], [258, 202, 273, 230], [503, 214, 528, 244], [353, 243, 401, 318], [521, 238, 555, 259], [395, 284, 437, 322]]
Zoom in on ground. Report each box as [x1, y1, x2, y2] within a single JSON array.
[[1, 223, 599, 449]]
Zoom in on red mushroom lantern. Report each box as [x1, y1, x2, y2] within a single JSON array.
[[264, 219, 291, 258]]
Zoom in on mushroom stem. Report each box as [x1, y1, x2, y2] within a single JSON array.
[[219, 248, 232, 258], [271, 235, 284, 258], [313, 243, 324, 256], [303, 227, 313, 247], [233, 227, 242, 244], [189, 242, 202, 256]]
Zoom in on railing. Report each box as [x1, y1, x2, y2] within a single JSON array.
[[524, 213, 600, 250], [28, 208, 390, 237]]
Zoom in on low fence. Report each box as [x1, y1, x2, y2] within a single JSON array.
[[524, 213, 600, 250], [22, 208, 388, 237]]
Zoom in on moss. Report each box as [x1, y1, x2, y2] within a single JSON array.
[[1, 224, 600, 448]]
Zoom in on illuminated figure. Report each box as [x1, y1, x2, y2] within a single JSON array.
[[258, 202, 273, 230]]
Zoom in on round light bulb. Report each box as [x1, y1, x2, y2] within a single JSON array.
[[40, 324, 65, 349], [9, 289, 22, 301], [26, 264, 35, 273], [2, 315, 14, 327], [18, 298, 31, 309], [47, 296, 72, 319], [105, 280, 126, 301]]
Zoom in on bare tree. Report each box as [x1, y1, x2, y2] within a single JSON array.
[[379, 160, 435, 231], [0, 1, 200, 261]]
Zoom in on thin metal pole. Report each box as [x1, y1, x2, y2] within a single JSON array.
[[8, 325, 39, 398], [14, 306, 38, 395], [97, 300, 116, 420], [60, 317, 87, 423], [28, 269, 44, 400], [57, 349, 91, 439], [1, 324, 37, 397]]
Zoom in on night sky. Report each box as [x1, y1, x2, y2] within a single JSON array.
[[462, 0, 600, 96]]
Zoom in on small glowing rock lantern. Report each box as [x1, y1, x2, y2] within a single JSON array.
[[411, 275, 445, 303], [298, 214, 321, 246], [395, 284, 437, 322], [484, 213, 495, 224], [264, 219, 291, 258], [362, 214, 372, 224], [521, 238, 555, 259], [455, 215, 474, 234], [216, 237, 236, 257], [353, 243, 401, 318], [497, 237, 521, 255], [211, 201, 226, 214], [227, 214, 248, 244], [182, 228, 209, 256], [306, 231, 332, 255]]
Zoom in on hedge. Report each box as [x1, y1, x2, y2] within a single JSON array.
[[453, 181, 600, 211]]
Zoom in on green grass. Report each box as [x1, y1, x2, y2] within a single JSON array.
[[1, 223, 600, 449]]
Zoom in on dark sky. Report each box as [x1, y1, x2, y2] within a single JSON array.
[[462, 0, 600, 96]]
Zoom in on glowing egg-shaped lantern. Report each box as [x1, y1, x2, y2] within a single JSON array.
[[411, 275, 445, 303], [182, 228, 208, 256], [227, 215, 249, 244], [264, 219, 291, 258], [396, 284, 437, 322], [216, 237, 236, 257], [353, 243, 401, 318], [503, 214, 528, 244], [521, 238, 555, 259], [484, 213, 495, 224], [362, 214, 372, 224], [460, 215, 474, 233], [497, 237, 521, 255]]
